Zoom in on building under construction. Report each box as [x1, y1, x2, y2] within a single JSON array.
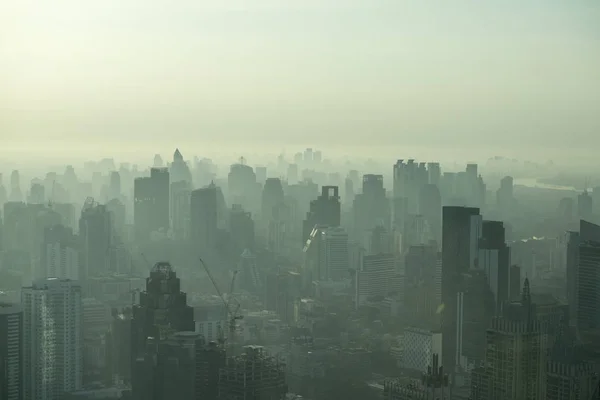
[[218, 345, 287, 400]]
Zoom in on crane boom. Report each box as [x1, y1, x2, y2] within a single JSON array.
[[199, 258, 243, 352], [199, 257, 228, 309]]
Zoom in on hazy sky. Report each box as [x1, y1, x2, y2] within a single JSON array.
[[1, 1, 599, 161]]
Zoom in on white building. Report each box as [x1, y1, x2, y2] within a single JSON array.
[[22, 278, 83, 400], [401, 327, 442, 373]]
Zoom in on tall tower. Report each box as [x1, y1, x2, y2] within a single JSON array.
[[190, 184, 218, 252], [41, 224, 79, 280], [302, 186, 341, 245], [131, 262, 195, 364], [22, 279, 83, 400], [478, 221, 511, 314], [134, 168, 170, 241], [483, 280, 547, 400], [0, 303, 23, 400], [441, 206, 481, 375], [79, 202, 112, 279]]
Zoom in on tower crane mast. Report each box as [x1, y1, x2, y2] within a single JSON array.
[[199, 258, 243, 350]]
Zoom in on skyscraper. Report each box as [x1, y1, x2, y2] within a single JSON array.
[[190, 184, 218, 252], [22, 279, 83, 400], [353, 175, 389, 237], [131, 262, 195, 366], [478, 221, 511, 314], [171, 180, 191, 241], [0, 303, 23, 400], [480, 281, 547, 400], [134, 168, 170, 241], [41, 224, 79, 280], [261, 178, 285, 222], [441, 206, 481, 375], [302, 186, 340, 245], [566, 220, 600, 328], [79, 201, 112, 279]]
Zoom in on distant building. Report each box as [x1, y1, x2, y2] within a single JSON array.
[[134, 168, 170, 241], [79, 201, 113, 279], [190, 184, 218, 252], [41, 224, 79, 280], [302, 186, 340, 245], [356, 253, 399, 307]]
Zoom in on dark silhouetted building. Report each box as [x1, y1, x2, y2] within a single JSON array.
[[190, 184, 218, 252], [441, 206, 481, 376], [131, 263, 195, 371], [478, 221, 511, 314], [79, 201, 113, 279], [134, 168, 170, 241], [302, 186, 340, 244]]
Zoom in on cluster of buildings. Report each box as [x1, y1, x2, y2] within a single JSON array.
[[1, 148, 600, 400]]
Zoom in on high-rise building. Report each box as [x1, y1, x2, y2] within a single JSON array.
[[255, 166, 267, 184], [41, 224, 79, 280], [478, 221, 511, 313], [576, 240, 600, 334], [171, 180, 191, 241], [404, 244, 441, 324], [227, 162, 258, 213], [355, 253, 398, 307], [169, 148, 192, 185], [261, 178, 285, 222], [0, 303, 23, 400], [218, 346, 287, 400], [79, 201, 112, 279], [546, 326, 597, 400], [134, 168, 170, 241], [229, 205, 255, 253], [496, 176, 514, 215], [131, 262, 195, 366], [317, 227, 349, 281], [367, 225, 393, 255], [427, 162, 441, 186], [566, 220, 600, 328], [393, 160, 427, 214], [190, 184, 218, 252], [354, 175, 389, 237], [133, 333, 194, 400], [108, 171, 121, 201], [480, 281, 548, 400], [302, 186, 340, 244], [441, 206, 481, 375], [22, 279, 83, 400]]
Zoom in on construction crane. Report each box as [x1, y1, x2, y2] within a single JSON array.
[[199, 257, 243, 350]]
